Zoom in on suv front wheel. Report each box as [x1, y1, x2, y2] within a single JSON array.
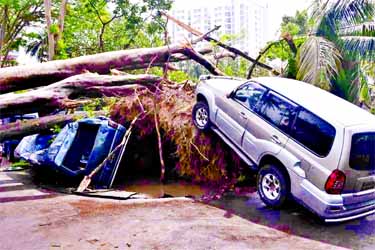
[[192, 101, 211, 131], [257, 164, 290, 208]]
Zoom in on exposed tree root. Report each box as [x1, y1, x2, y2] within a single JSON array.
[[110, 86, 248, 187]]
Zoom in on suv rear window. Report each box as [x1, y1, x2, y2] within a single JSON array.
[[350, 133, 375, 171], [291, 109, 335, 157]]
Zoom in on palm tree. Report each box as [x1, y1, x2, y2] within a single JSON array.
[[296, 0, 375, 105]]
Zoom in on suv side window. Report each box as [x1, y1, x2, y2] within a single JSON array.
[[290, 109, 335, 157], [259, 92, 296, 134], [233, 82, 266, 111]]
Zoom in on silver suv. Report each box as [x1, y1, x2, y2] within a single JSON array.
[[192, 75, 375, 222]]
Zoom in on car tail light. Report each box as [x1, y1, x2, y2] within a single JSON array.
[[325, 169, 346, 194]]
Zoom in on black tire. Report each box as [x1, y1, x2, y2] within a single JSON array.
[[192, 101, 211, 131], [257, 164, 290, 209]]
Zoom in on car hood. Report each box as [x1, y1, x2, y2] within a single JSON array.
[[204, 79, 244, 95]]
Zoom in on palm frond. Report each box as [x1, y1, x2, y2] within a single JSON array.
[[338, 22, 375, 36], [340, 35, 375, 60], [313, 0, 375, 37], [334, 0, 375, 26], [312, 0, 339, 36], [297, 36, 342, 90], [359, 73, 371, 104], [333, 67, 359, 102]]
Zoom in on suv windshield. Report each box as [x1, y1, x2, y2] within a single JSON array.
[[350, 133, 375, 171]]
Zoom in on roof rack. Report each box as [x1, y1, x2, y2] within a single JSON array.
[[199, 75, 245, 82]]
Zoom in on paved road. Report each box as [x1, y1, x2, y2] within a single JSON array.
[[212, 192, 375, 250], [0, 170, 58, 203], [0, 169, 372, 249], [0, 184, 348, 250]]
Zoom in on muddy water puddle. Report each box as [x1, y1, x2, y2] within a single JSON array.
[[119, 179, 206, 199]]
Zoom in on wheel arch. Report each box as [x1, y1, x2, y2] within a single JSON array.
[[258, 154, 291, 190], [195, 88, 216, 122], [197, 93, 208, 104]]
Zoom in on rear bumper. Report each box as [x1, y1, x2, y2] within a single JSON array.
[[297, 179, 375, 223]]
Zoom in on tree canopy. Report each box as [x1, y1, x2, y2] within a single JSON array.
[[0, 0, 172, 64]]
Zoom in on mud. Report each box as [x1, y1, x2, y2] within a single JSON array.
[[120, 179, 205, 198]]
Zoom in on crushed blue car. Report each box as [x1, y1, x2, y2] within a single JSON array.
[[15, 117, 126, 189], [0, 113, 39, 161], [14, 133, 55, 165]]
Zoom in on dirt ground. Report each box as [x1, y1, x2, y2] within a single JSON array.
[[0, 194, 350, 250]]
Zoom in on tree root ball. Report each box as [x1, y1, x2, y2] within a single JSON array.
[[110, 86, 249, 188]]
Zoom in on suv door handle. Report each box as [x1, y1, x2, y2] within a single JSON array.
[[271, 135, 281, 144], [239, 112, 247, 120]]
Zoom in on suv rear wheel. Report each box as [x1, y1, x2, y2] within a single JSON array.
[[192, 101, 211, 131], [257, 164, 290, 208]]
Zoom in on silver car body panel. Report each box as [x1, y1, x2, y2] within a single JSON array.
[[195, 75, 375, 222]]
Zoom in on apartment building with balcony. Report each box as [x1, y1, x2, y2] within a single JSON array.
[[168, 0, 270, 57]]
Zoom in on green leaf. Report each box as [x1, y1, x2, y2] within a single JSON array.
[[297, 36, 342, 90], [339, 35, 375, 61]]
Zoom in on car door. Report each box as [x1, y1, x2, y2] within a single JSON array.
[[242, 90, 297, 161], [215, 82, 266, 147]]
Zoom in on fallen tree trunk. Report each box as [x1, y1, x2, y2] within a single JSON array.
[[0, 73, 161, 116], [0, 45, 214, 94], [120, 50, 236, 71], [0, 112, 104, 141]]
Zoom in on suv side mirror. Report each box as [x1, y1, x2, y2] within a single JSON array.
[[227, 90, 235, 98]]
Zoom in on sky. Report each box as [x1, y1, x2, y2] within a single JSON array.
[[267, 0, 312, 38]]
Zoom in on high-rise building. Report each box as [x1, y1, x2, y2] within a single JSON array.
[[168, 0, 270, 57]]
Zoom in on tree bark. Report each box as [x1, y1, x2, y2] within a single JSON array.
[[99, 24, 106, 52], [0, 112, 104, 141], [0, 44, 213, 94], [55, 0, 68, 51], [44, 0, 55, 61], [0, 5, 8, 52], [281, 32, 298, 55], [181, 47, 225, 76], [0, 73, 162, 117]]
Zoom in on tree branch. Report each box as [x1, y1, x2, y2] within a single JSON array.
[[0, 43, 208, 93], [159, 11, 280, 75], [182, 47, 225, 76], [0, 112, 104, 141], [0, 73, 162, 116]]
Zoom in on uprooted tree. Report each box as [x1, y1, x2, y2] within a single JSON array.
[[0, 16, 281, 191]]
